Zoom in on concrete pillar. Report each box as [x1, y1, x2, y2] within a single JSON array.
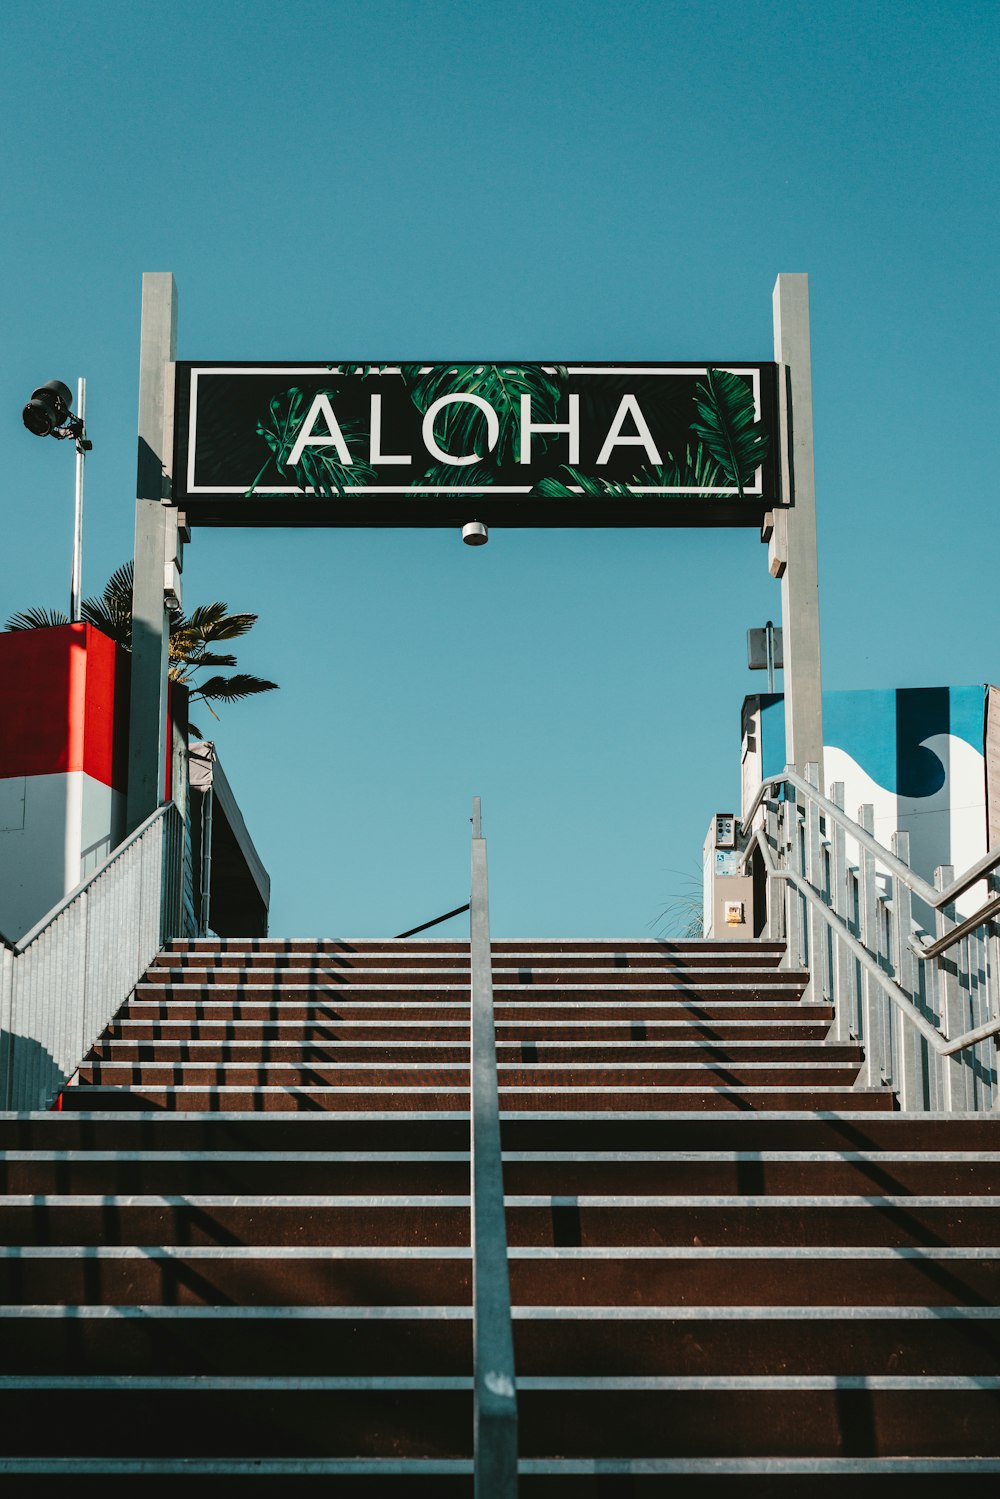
[[771, 273, 824, 789], [126, 273, 178, 832]]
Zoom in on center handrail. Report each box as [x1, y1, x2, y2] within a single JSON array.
[[469, 796, 518, 1495]]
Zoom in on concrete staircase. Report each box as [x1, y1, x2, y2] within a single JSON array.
[[1, 936, 998, 1490]]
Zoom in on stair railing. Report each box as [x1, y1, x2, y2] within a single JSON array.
[[469, 796, 518, 1495], [0, 802, 186, 1111], [742, 765, 1000, 1111]]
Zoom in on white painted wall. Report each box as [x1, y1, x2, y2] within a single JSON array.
[[0, 772, 125, 942]]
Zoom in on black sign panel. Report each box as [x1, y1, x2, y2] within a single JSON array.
[[173, 363, 780, 528]]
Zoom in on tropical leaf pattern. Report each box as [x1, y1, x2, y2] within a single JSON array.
[[536, 443, 724, 500], [416, 462, 498, 492], [249, 387, 377, 497], [400, 365, 566, 466], [691, 368, 769, 497]]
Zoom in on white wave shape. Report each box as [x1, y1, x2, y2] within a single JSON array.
[[825, 733, 986, 918]]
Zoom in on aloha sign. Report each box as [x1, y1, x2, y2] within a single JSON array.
[[173, 363, 779, 527]]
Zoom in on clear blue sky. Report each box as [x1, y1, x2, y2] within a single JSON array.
[[1, 0, 997, 936]]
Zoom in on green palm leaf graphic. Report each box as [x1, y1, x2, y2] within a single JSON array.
[[691, 368, 769, 498], [401, 365, 566, 466], [536, 444, 724, 499], [250, 387, 376, 498], [416, 462, 497, 493]]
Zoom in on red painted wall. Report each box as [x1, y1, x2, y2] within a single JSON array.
[[0, 625, 130, 791]]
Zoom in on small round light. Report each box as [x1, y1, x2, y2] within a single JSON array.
[[462, 522, 488, 546]]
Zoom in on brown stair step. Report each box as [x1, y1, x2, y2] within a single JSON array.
[[503, 1195, 1000, 1248], [0, 1375, 998, 1461], [137, 971, 809, 995], [0, 1195, 472, 1246], [107, 1022, 471, 1041], [55, 1084, 896, 1113], [57, 1085, 473, 1112], [89, 1041, 860, 1065], [502, 1151, 1000, 1197], [512, 1305, 1000, 1376], [499, 1088, 895, 1113], [3, 1304, 998, 1378], [6, 1148, 993, 1199], [498, 1114, 1000, 1153], [2, 1243, 997, 1309], [0, 1304, 473, 1375], [506, 1246, 1000, 1307], [0, 1245, 474, 1306], [116, 1003, 830, 1025], [73, 1063, 864, 1088], [513, 1377, 1000, 1458], [6, 1193, 995, 1250], [120, 1002, 471, 1020], [0, 1379, 473, 1459], [91, 1042, 474, 1063], [154, 952, 472, 970], [0, 1149, 470, 1195], [0, 1113, 472, 1151], [3, 1148, 995, 1199]]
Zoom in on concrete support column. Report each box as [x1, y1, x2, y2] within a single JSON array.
[[772, 273, 824, 789], [126, 273, 178, 832]]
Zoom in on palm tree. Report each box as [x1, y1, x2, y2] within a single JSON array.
[[6, 562, 278, 739]]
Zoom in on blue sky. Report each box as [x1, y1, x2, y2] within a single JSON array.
[[2, 0, 997, 936]]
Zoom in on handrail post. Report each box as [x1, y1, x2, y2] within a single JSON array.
[[891, 831, 922, 1109], [935, 865, 967, 1112], [469, 797, 517, 1496], [856, 803, 882, 1088], [827, 782, 850, 1043]]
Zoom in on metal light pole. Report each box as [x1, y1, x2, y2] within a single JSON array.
[[70, 377, 87, 622]]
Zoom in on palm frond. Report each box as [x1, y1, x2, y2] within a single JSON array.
[[182, 650, 239, 669], [691, 369, 769, 498], [403, 365, 566, 466], [190, 674, 279, 704], [176, 604, 259, 645], [5, 606, 70, 630], [82, 594, 132, 648], [102, 561, 134, 601]]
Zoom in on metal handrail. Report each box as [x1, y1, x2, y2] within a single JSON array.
[[395, 903, 470, 940], [912, 894, 1000, 962], [743, 768, 1000, 912], [469, 796, 518, 1496], [748, 826, 1000, 1059], [12, 803, 174, 953], [0, 803, 185, 1110]]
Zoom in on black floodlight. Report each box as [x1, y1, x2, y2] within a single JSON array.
[[23, 380, 74, 437]]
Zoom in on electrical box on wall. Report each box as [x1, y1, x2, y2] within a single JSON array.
[[703, 813, 754, 940]]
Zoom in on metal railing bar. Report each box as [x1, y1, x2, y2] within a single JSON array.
[[13, 804, 175, 954], [911, 894, 1000, 962], [749, 828, 1000, 1060], [742, 771, 1000, 914], [469, 796, 518, 1497], [395, 904, 471, 940]]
